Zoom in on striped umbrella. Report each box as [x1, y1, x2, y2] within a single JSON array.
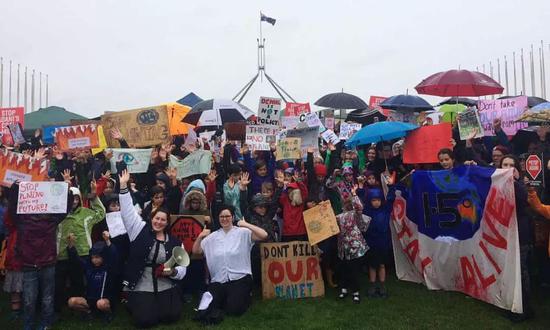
[[182, 99, 255, 127]]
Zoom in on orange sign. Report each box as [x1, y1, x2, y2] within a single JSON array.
[[55, 124, 100, 151], [0, 149, 49, 187]]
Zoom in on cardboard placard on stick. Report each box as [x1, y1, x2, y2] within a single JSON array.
[[303, 200, 340, 246], [17, 181, 68, 214], [276, 138, 301, 160], [261, 241, 325, 299], [101, 105, 169, 147]]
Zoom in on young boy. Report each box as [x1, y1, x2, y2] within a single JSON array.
[[67, 231, 117, 322], [363, 188, 392, 298]]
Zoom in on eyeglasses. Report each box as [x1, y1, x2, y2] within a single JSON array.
[[219, 215, 232, 218]]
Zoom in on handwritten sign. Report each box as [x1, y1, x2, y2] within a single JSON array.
[[109, 148, 152, 174], [101, 105, 169, 147], [403, 123, 453, 164], [55, 124, 100, 151], [246, 125, 278, 151], [258, 97, 281, 126], [303, 200, 340, 246], [321, 129, 340, 145], [0, 107, 25, 145], [169, 150, 212, 179], [285, 126, 320, 157], [478, 96, 528, 136], [338, 122, 362, 140], [0, 149, 49, 187], [457, 108, 484, 140], [261, 241, 324, 299], [17, 181, 68, 214], [285, 102, 310, 117], [170, 215, 205, 258], [276, 138, 301, 161]]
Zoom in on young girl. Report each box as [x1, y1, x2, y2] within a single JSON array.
[[336, 193, 371, 303]]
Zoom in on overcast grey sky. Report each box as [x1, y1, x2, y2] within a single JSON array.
[[1, 0, 549, 117]]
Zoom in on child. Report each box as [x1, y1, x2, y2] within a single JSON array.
[[336, 194, 371, 303], [67, 231, 118, 322], [364, 188, 393, 298], [2, 211, 23, 320]]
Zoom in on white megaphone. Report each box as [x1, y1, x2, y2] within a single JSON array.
[[163, 246, 190, 272]]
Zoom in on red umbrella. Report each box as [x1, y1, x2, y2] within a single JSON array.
[[415, 69, 504, 97]]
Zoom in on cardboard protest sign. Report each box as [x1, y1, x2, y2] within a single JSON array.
[[101, 105, 169, 147], [261, 241, 324, 299], [321, 129, 340, 145], [0, 149, 49, 187], [285, 126, 320, 157], [304, 112, 326, 132], [8, 123, 26, 145], [457, 108, 484, 140], [324, 117, 335, 130], [258, 97, 282, 126], [403, 123, 452, 164], [109, 148, 152, 174], [281, 116, 300, 129], [478, 96, 528, 136], [17, 181, 68, 214], [525, 154, 544, 187], [303, 200, 340, 246], [42, 125, 65, 144], [55, 124, 100, 151], [391, 167, 522, 313], [169, 150, 212, 179], [246, 125, 278, 151], [276, 138, 301, 161], [91, 125, 108, 155], [285, 102, 310, 117], [223, 122, 246, 141], [338, 122, 362, 140], [369, 96, 388, 110], [0, 107, 25, 145], [170, 215, 206, 257]]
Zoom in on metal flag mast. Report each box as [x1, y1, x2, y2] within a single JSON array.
[[233, 12, 296, 103]]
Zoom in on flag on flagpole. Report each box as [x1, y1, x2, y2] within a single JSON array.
[[260, 12, 276, 25]]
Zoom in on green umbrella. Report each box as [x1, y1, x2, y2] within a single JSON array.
[[438, 104, 466, 123], [24, 106, 87, 131]]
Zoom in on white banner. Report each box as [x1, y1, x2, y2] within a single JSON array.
[[17, 181, 68, 214], [170, 150, 212, 179], [109, 148, 153, 174]]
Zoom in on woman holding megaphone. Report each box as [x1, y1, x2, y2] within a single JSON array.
[[118, 170, 190, 328]]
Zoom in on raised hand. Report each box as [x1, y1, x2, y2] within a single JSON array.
[[307, 146, 315, 154], [119, 169, 130, 189], [239, 172, 251, 191], [198, 228, 211, 239], [241, 144, 250, 155], [110, 127, 123, 140], [90, 179, 97, 195], [62, 169, 74, 183], [101, 170, 111, 180], [207, 169, 218, 183]]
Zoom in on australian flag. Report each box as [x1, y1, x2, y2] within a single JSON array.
[[261, 12, 276, 26]]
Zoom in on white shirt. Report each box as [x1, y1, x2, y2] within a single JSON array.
[[201, 226, 253, 284]]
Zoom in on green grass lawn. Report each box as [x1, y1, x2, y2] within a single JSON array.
[[1, 275, 549, 329]]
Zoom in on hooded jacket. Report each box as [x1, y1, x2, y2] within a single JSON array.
[[278, 181, 308, 236], [56, 194, 106, 260], [179, 189, 209, 216]]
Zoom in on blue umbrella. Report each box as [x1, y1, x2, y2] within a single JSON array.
[[379, 94, 434, 112], [345, 121, 418, 148]]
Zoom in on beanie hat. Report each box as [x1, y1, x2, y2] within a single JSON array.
[[342, 167, 354, 175], [69, 187, 81, 198], [89, 241, 106, 257], [314, 164, 327, 177], [156, 173, 170, 186], [368, 188, 383, 201]]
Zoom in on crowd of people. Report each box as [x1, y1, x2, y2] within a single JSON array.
[[0, 118, 550, 328]]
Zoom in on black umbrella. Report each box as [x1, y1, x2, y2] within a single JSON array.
[[182, 99, 255, 126], [345, 108, 386, 125], [497, 95, 548, 108], [379, 94, 433, 112], [314, 92, 368, 109], [437, 97, 478, 107]]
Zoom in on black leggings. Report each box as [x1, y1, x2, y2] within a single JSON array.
[[207, 275, 252, 316], [339, 257, 362, 293], [128, 287, 182, 328]]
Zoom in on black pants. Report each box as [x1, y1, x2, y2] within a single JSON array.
[[55, 259, 85, 311], [339, 257, 362, 293], [208, 275, 252, 316], [281, 234, 308, 242], [128, 287, 182, 328], [181, 259, 207, 296]]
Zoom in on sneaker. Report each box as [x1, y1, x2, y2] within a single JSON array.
[[338, 288, 348, 299], [379, 285, 388, 298], [352, 292, 360, 304], [367, 285, 377, 298]]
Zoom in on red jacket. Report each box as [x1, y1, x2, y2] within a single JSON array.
[[278, 181, 308, 236], [3, 211, 22, 271]]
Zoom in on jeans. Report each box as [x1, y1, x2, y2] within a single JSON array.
[[23, 265, 56, 330]]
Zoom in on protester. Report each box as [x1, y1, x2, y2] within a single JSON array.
[[276, 171, 309, 242], [118, 170, 187, 328], [192, 205, 268, 324]]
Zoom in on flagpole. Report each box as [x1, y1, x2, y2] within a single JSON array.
[[31, 69, 35, 112], [541, 40, 546, 99], [46, 74, 49, 107], [24, 66, 28, 113], [504, 56, 509, 96], [530, 44, 536, 96], [521, 48, 526, 95], [540, 46, 544, 98], [513, 51, 517, 95], [39, 71, 42, 109], [16, 64, 20, 106], [9, 60, 12, 107]]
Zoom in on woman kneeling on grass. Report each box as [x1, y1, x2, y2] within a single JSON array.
[[118, 170, 188, 328], [192, 205, 268, 325]]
